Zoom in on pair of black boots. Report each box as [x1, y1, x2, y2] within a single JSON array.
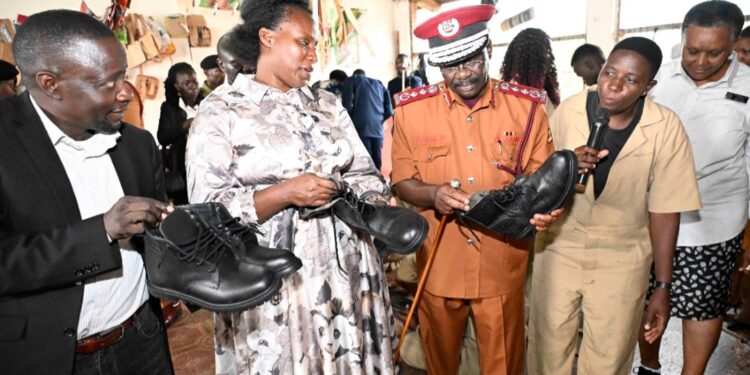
[[144, 203, 301, 312]]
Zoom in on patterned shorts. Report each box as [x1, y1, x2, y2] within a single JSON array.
[[647, 232, 743, 321]]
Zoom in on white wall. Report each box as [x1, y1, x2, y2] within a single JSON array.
[[315, 0, 397, 83], [0, 0, 399, 138]]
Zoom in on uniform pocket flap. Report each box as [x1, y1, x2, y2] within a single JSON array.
[[0, 314, 27, 341], [414, 143, 452, 162]]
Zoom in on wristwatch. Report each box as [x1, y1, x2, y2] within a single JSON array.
[[654, 280, 672, 290]]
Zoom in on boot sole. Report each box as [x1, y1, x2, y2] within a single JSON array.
[[146, 275, 283, 313]]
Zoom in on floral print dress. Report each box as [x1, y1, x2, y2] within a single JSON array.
[[186, 74, 397, 374]]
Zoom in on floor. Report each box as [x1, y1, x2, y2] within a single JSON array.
[[167, 307, 215, 375], [631, 317, 750, 375], [166, 305, 750, 375]]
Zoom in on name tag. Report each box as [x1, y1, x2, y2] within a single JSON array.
[[725, 92, 749, 104]]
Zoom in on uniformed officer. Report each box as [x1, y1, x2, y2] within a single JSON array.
[[390, 4, 560, 374]]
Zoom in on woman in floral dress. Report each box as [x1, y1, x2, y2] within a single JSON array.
[[185, 1, 396, 373]]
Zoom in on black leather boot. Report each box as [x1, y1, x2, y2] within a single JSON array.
[[299, 184, 429, 255], [334, 189, 429, 255], [179, 203, 302, 277], [144, 207, 282, 312], [460, 150, 577, 239]]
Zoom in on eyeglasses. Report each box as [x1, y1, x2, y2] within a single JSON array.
[[440, 57, 486, 74]]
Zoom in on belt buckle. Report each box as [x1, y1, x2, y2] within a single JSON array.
[[111, 323, 126, 345]]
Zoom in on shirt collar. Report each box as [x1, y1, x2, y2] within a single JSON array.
[[233, 73, 314, 106], [445, 78, 496, 110], [669, 52, 740, 86], [30, 95, 120, 157]]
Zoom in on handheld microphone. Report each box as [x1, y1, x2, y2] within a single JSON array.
[[575, 108, 610, 193]]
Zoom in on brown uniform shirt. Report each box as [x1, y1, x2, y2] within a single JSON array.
[[391, 79, 554, 298]]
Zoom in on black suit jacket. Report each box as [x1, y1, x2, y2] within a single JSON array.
[[0, 92, 167, 374]]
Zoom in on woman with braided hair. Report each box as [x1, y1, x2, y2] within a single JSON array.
[[500, 28, 561, 113], [186, 0, 396, 373]]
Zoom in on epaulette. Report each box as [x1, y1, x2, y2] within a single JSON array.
[[393, 84, 442, 107], [494, 81, 547, 104]]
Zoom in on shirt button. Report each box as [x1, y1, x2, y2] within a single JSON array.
[[467, 115, 473, 123], [467, 239, 474, 245], [427, 153, 433, 161], [63, 328, 76, 337], [468, 176, 476, 184], [466, 144, 474, 152]]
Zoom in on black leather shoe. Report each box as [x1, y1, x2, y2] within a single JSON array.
[[144, 208, 282, 312], [300, 188, 429, 255], [178, 203, 302, 277], [334, 190, 428, 255], [460, 150, 577, 239]]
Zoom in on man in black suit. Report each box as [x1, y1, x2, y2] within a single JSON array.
[[0, 10, 174, 375]]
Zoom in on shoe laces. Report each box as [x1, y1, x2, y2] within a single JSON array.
[[488, 184, 521, 209], [215, 217, 261, 241], [169, 224, 237, 272]]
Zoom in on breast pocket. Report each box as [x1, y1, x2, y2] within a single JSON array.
[[490, 138, 520, 173], [413, 143, 452, 183]]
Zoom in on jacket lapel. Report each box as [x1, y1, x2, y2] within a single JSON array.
[[13, 92, 82, 221], [614, 98, 663, 162]]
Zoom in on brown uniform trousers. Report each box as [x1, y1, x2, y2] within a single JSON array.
[[392, 79, 553, 374]]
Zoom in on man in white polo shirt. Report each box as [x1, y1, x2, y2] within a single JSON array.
[[636, 2, 750, 374]]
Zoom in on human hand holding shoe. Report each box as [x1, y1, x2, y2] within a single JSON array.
[[103, 196, 172, 240], [643, 287, 670, 343], [433, 183, 470, 215], [286, 173, 338, 207], [574, 145, 609, 174], [530, 208, 563, 232]]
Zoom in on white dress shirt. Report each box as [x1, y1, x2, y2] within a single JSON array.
[[31, 97, 149, 339], [650, 55, 750, 246]]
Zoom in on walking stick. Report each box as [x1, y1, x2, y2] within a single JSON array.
[[393, 180, 460, 364]]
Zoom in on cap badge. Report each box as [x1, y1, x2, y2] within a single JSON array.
[[437, 18, 460, 38]]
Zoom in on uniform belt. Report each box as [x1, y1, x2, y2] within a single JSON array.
[[75, 303, 146, 354]]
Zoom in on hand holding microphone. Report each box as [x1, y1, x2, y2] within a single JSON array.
[[574, 108, 611, 193]]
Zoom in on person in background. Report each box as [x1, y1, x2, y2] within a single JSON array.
[[391, 5, 559, 374], [727, 24, 750, 336], [501, 27, 561, 114], [217, 27, 256, 86], [324, 69, 347, 98], [416, 53, 430, 86], [387, 53, 423, 101], [0, 59, 18, 100], [0, 10, 173, 374], [636, 2, 750, 374], [342, 69, 393, 170], [571, 43, 606, 87], [186, 0, 396, 372], [528, 37, 700, 375], [199, 54, 225, 97], [158, 62, 203, 205], [312, 69, 348, 99], [734, 26, 750, 66]]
